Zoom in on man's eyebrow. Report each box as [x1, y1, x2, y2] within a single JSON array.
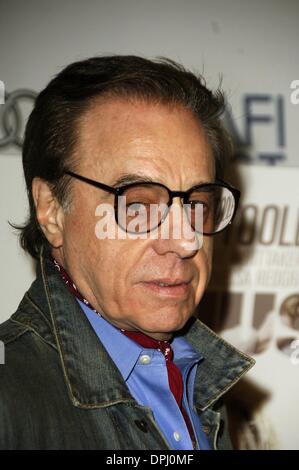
[[112, 173, 157, 187], [112, 173, 215, 188]]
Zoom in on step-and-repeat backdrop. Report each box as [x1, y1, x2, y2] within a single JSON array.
[[0, 0, 298, 450]]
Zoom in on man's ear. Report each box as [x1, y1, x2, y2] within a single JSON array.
[[32, 177, 65, 249]]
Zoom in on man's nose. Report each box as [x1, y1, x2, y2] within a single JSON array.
[[152, 199, 202, 258]]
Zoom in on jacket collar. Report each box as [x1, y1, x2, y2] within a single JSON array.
[[13, 249, 255, 410]]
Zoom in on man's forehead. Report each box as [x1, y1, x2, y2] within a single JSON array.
[[76, 96, 215, 184], [78, 96, 205, 150]]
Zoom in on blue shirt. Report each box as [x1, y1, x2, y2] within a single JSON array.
[[78, 300, 211, 450]]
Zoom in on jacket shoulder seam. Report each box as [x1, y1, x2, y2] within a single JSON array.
[[24, 292, 53, 330], [9, 317, 58, 351], [0, 318, 29, 345]]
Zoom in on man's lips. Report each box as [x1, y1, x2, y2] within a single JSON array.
[[139, 278, 192, 297]]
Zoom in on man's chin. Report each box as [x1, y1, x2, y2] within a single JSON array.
[[135, 318, 190, 340]]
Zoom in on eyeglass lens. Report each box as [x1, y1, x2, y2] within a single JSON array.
[[116, 183, 236, 234]]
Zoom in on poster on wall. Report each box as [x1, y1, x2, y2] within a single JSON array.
[[200, 164, 299, 450]]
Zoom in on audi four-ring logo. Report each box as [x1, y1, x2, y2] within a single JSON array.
[[0, 89, 37, 148]]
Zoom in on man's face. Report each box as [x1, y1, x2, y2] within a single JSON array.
[[55, 98, 215, 340]]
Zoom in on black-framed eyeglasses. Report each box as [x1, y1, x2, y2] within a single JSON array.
[[65, 170, 240, 235]]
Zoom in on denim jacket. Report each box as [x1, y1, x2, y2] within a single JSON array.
[[0, 252, 255, 450]]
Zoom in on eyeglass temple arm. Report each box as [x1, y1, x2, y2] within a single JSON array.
[[65, 171, 118, 195]]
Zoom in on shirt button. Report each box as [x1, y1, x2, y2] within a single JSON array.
[[173, 431, 181, 442], [139, 354, 151, 365]]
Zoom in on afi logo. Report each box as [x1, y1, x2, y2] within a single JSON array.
[[224, 93, 286, 165]]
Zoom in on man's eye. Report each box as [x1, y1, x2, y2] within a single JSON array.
[[189, 200, 209, 211], [126, 202, 149, 210]]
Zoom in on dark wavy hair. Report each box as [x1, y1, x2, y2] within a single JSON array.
[[18, 55, 233, 259]]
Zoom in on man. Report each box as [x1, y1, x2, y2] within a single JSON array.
[[0, 55, 254, 450]]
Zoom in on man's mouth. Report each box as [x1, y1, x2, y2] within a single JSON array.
[[140, 278, 191, 297]]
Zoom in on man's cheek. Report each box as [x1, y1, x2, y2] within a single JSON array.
[[201, 242, 213, 277]]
